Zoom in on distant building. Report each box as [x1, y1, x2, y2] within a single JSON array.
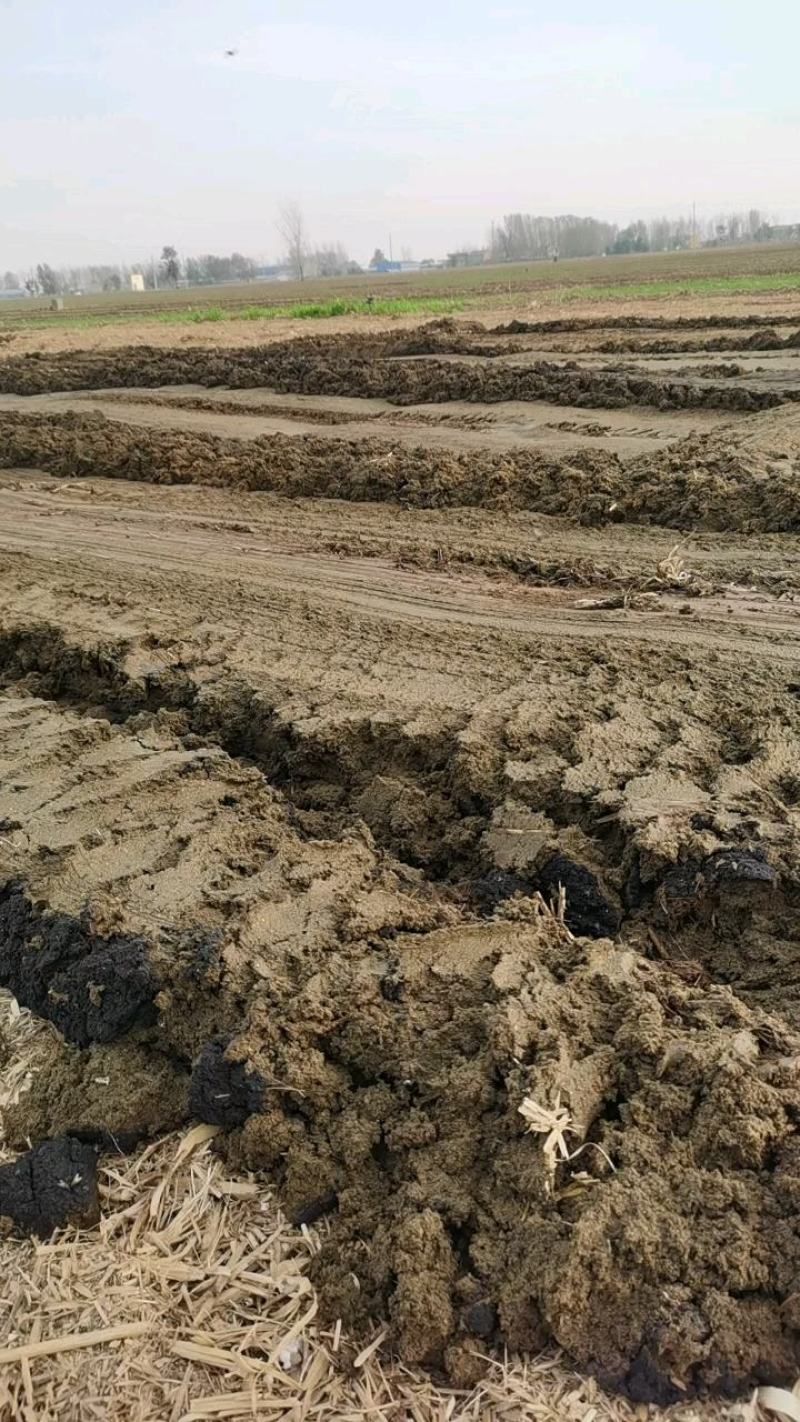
[[130, 272, 145, 292], [446, 249, 486, 268], [0, 289, 28, 300]]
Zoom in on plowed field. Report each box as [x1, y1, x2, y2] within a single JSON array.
[[3, 311, 800, 1410]]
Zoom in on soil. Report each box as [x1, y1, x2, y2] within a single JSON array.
[[0, 884, 158, 1046], [1, 327, 798, 411], [3, 401, 800, 531], [0, 1136, 100, 1237], [3, 309, 800, 1402], [1, 296, 799, 362]]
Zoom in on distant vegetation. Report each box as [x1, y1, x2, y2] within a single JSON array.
[[4, 205, 798, 300], [3, 244, 800, 329], [486, 209, 773, 263], [161, 297, 466, 325]]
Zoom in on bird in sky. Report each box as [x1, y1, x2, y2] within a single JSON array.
[[224, 48, 238, 57]]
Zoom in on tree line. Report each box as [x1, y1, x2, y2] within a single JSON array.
[[487, 208, 776, 262], [1, 249, 267, 296], [3, 204, 797, 296], [3, 235, 362, 297]]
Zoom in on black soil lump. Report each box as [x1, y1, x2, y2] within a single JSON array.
[[0, 883, 157, 1047], [657, 848, 777, 921], [189, 1039, 265, 1127], [536, 854, 620, 937], [705, 847, 777, 889], [0, 1136, 100, 1237]]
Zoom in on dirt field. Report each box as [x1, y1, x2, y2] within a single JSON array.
[[3, 299, 800, 1417], [3, 241, 800, 325]]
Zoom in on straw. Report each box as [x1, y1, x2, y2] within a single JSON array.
[[0, 990, 791, 1421]]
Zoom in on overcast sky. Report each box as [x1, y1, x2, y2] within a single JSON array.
[[0, 0, 797, 271]]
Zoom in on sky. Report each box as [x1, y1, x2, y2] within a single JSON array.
[[0, 0, 798, 272]]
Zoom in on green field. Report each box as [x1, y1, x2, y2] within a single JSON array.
[[161, 296, 467, 325], [2, 243, 800, 330]]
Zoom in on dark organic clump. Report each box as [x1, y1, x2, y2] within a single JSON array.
[[470, 869, 534, 914], [658, 847, 778, 920], [0, 883, 157, 1047], [705, 847, 778, 888], [291, 1190, 339, 1228], [0, 1136, 100, 1237], [189, 1039, 265, 1127], [536, 854, 621, 937], [472, 859, 621, 939]]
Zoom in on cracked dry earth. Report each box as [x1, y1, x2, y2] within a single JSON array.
[[3, 313, 800, 1405]]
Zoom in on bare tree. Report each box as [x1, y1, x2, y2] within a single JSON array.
[[277, 202, 308, 281], [36, 262, 61, 296], [312, 243, 356, 278], [160, 245, 181, 286]]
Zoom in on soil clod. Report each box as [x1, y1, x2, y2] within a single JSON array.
[[463, 1300, 497, 1338], [0, 1136, 100, 1237], [705, 847, 778, 888], [536, 854, 620, 937], [0, 884, 158, 1047], [189, 1040, 265, 1128]]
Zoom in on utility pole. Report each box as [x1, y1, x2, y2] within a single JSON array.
[[388, 233, 393, 263]]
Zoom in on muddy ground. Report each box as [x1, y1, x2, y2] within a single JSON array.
[[3, 310, 800, 1404]]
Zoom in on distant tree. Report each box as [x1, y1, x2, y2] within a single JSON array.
[[160, 245, 180, 285], [369, 247, 387, 269], [36, 262, 60, 295], [2, 270, 19, 290], [159, 244, 179, 282], [202, 255, 226, 283], [182, 252, 259, 286], [313, 243, 353, 278], [229, 251, 258, 281], [607, 222, 649, 255], [102, 272, 122, 291], [489, 214, 615, 263], [487, 210, 750, 260], [276, 202, 308, 281]]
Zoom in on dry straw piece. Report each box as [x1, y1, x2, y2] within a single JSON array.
[[0, 992, 794, 1421]]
